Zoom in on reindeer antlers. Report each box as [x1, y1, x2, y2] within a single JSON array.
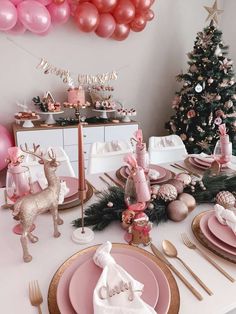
[[20, 143, 44, 161], [47, 149, 56, 161]]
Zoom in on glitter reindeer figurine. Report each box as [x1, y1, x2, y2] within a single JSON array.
[[13, 144, 63, 263]]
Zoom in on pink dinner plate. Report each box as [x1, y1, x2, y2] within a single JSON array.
[[30, 176, 78, 199], [188, 157, 208, 170], [207, 214, 236, 248], [60, 176, 78, 199], [199, 211, 236, 255], [57, 246, 171, 314], [69, 253, 159, 314], [125, 165, 167, 181]]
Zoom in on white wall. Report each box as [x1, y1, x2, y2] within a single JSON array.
[[0, 0, 229, 142]]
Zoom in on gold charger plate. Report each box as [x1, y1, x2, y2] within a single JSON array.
[[192, 211, 236, 264], [58, 181, 93, 210], [48, 243, 180, 314]]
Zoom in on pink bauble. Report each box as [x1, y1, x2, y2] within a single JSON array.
[[113, 0, 135, 24], [92, 0, 117, 13], [75, 2, 99, 32], [167, 200, 188, 222], [0, 125, 14, 171], [112, 23, 130, 40], [47, 1, 70, 24], [18, 0, 51, 34], [7, 19, 26, 34], [0, 0, 17, 31], [143, 8, 154, 21], [36, 0, 52, 5], [132, 0, 151, 10], [130, 13, 146, 32], [95, 13, 116, 38]]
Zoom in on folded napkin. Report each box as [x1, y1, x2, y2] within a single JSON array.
[[93, 242, 156, 314], [189, 153, 214, 163], [214, 204, 236, 234], [148, 169, 160, 181]]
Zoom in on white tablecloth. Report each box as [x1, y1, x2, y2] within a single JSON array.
[[0, 169, 236, 314]]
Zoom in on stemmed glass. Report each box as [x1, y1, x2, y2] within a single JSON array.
[[213, 140, 232, 165], [6, 166, 34, 234]]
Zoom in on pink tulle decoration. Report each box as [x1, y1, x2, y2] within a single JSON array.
[[124, 153, 137, 169], [7, 147, 23, 166]]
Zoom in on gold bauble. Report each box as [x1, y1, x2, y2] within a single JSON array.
[[215, 191, 235, 209], [167, 179, 184, 194], [157, 184, 178, 202], [175, 173, 192, 187], [167, 200, 188, 222], [178, 193, 196, 212]]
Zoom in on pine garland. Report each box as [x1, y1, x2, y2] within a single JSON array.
[[72, 172, 236, 231]]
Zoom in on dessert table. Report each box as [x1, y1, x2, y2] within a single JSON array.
[[0, 167, 236, 314]]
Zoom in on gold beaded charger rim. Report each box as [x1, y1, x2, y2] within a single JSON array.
[[47, 243, 180, 314], [58, 181, 93, 210], [116, 167, 175, 185], [192, 210, 236, 264]]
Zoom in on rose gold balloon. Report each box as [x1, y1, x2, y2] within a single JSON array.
[[143, 8, 154, 21], [130, 13, 146, 32], [113, 0, 135, 24], [132, 0, 151, 10], [112, 23, 130, 40], [75, 2, 99, 32], [53, 0, 65, 4], [92, 0, 117, 13], [95, 13, 116, 38]]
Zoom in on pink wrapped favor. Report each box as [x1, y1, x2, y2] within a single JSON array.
[[219, 124, 232, 163], [133, 167, 151, 203], [134, 129, 148, 171]]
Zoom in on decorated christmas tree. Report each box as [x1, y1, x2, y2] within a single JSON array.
[[166, 1, 236, 154]]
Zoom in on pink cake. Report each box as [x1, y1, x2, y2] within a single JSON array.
[[68, 87, 85, 105]]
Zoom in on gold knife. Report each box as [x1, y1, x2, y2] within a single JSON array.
[[173, 163, 202, 178], [150, 243, 203, 301], [104, 172, 124, 189]]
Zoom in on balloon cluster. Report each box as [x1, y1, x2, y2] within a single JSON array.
[[73, 0, 155, 40], [0, 0, 70, 35], [0, 0, 155, 40]]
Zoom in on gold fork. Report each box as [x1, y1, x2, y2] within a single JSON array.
[[181, 233, 235, 282], [29, 280, 43, 314]]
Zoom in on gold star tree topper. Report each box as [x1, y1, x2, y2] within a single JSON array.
[[204, 0, 223, 25]]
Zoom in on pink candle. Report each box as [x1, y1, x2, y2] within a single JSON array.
[[78, 123, 86, 192]]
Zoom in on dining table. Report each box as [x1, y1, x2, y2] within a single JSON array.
[[0, 162, 236, 314]]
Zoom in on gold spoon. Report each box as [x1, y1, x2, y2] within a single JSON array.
[[162, 240, 213, 295]]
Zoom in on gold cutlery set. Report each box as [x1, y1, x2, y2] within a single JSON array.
[[99, 173, 124, 188], [151, 234, 235, 301]]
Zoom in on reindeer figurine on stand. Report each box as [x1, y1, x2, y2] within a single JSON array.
[[13, 144, 63, 263]]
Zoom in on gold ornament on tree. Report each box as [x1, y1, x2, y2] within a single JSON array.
[[13, 145, 63, 263], [215, 191, 235, 209]]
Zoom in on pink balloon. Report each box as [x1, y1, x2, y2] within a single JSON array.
[[75, 2, 99, 33], [92, 0, 117, 13], [0, 0, 17, 31], [47, 1, 70, 24], [10, 0, 23, 5], [0, 125, 14, 171], [113, 0, 135, 24], [7, 19, 26, 34], [18, 0, 51, 34], [112, 23, 130, 41], [130, 13, 146, 32], [37, 0, 52, 5], [95, 13, 115, 38], [132, 0, 151, 10], [142, 8, 154, 21]]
